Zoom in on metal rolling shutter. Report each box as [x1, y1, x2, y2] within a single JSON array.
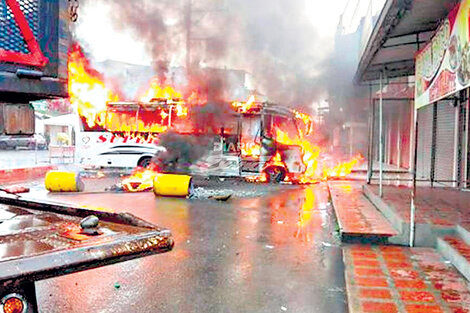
[[400, 101, 412, 169], [435, 101, 456, 184], [384, 115, 390, 164], [416, 105, 433, 179], [373, 103, 379, 162], [390, 105, 399, 166], [457, 102, 467, 186]]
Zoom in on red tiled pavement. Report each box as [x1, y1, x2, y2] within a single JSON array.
[[360, 288, 393, 300], [366, 184, 470, 231], [344, 245, 470, 313], [329, 182, 398, 237], [362, 301, 398, 313], [404, 304, 443, 313]]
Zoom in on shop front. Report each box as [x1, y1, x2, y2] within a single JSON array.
[[415, 0, 470, 187]]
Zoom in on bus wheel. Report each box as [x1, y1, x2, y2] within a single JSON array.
[[137, 156, 152, 168], [264, 166, 286, 183]]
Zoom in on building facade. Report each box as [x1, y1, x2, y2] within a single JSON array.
[[356, 0, 468, 188]]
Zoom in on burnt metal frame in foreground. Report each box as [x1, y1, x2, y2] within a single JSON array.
[[0, 194, 174, 296]]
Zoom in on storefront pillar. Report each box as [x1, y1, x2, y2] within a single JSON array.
[[410, 106, 419, 247], [379, 71, 384, 197]]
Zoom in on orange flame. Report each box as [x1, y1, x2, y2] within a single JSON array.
[[68, 44, 192, 136], [139, 80, 182, 103], [265, 151, 285, 168], [274, 128, 321, 183], [231, 95, 258, 113], [322, 155, 363, 179], [273, 129, 362, 183], [121, 164, 159, 192], [244, 175, 267, 183], [68, 44, 120, 129], [293, 109, 313, 137], [241, 142, 261, 159]]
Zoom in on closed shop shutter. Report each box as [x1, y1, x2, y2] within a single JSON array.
[[416, 105, 433, 179], [400, 101, 413, 169], [384, 115, 390, 164], [435, 101, 456, 184], [373, 103, 379, 162], [457, 102, 467, 186], [389, 105, 399, 166], [383, 102, 396, 165]]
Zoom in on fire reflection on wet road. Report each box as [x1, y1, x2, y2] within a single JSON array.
[[35, 183, 346, 313]]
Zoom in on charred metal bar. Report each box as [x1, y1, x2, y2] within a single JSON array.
[[0, 230, 173, 284], [0, 194, 159, 230]]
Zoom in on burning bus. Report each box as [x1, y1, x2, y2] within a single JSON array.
[[76, 96, 314, 183], [69, 44, 361, 183], [76, 99, 180, 168], [191, 101, 313, 182]]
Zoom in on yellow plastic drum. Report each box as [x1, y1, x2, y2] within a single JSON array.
[[153, 173, 193, 197], [45, 171, 84, 192]]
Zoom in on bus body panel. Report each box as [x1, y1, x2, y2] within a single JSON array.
[[76, 131, 165, 168]]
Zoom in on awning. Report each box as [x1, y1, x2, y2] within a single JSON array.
[[356, 0, 459, 82]]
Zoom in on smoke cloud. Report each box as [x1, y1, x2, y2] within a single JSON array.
[[80, 0, 334, 111], [151, 131, 214, 172], [225, 0, 328, 107]]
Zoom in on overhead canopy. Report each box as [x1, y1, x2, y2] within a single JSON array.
[[356, 0, 460, 82]]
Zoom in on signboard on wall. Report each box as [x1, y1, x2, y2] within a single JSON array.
[[415, 0, 469, 108]]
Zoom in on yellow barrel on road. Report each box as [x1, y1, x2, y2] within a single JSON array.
[[153, 173, 192, 197], [45, 171, 84, 192]]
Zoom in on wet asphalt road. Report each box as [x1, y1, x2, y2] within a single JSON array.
[[24, 179, 347, 312]]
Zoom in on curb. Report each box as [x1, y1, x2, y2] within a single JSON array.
[[436, 236, 470, 281], [0, 165, 57, 185], [362, 184, 405, 234], [362, 184, 455, 247]]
